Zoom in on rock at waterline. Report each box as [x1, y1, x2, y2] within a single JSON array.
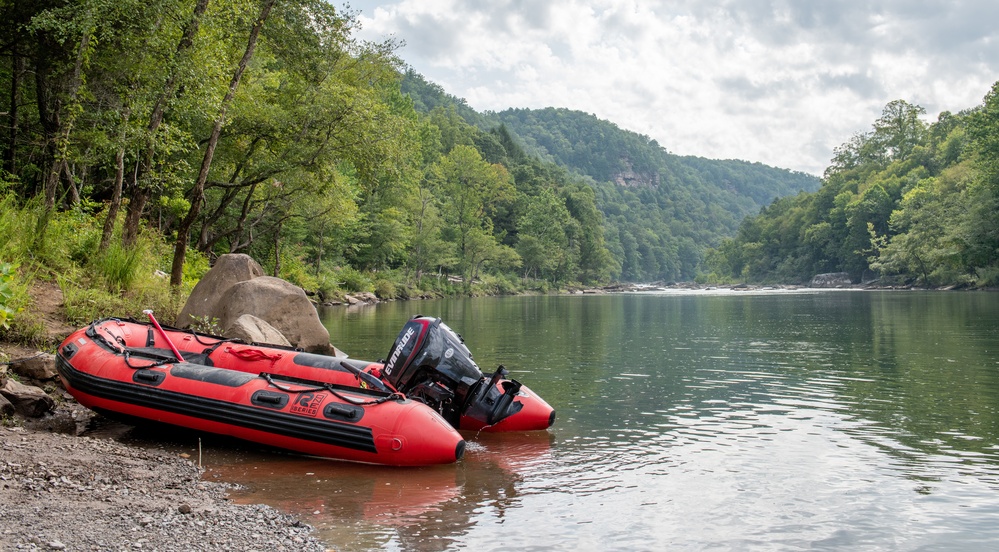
[[809, 272, 853, 288]]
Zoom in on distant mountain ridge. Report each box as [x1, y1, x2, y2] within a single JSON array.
[[490, 107, 819, 214], [401, 70, 821, 280]]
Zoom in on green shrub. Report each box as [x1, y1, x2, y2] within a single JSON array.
[[182, 248, 212, 288], [189, 315, 224, 335], [61, 283, 125, 325], [336, 266, 373, 293], [975, 266, 999, 287], [91, 243, 141, 292], [374, 278, 396, 299], [0, 195, 32, 262], [472, 274, 521, 296], [34, 206, 100, 274], [278, 255, 319, 292], [0, 263, 22, 331]]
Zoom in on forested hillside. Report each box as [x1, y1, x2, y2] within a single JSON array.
[[1, 0, 624, 314], [0, 0, 825, 325], [402, 73, 820, 280], [492, 109, 820, 280], [706, 89, 999, 288]]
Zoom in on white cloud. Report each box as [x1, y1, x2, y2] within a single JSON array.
[[347, 0, 999, 175]]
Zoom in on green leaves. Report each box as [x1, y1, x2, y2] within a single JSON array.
[[0, 263, 21, 331], [709, 84, 999, 287]]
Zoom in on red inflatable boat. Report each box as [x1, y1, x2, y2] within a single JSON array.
[[209, 316, 556, 432], [64, 316, 555, 434], [57, 320, 466, 466]]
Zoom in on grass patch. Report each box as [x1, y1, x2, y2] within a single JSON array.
[[91, 243, 142, 292], [0, 194, 196, 336]]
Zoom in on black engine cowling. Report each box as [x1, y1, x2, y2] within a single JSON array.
[[382, 316, 522, 428]]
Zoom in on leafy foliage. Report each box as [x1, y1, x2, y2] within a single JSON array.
[[708, 91, 999, 287], [0, 263, 21, 330], [1, 0, 853, 306], [403, 80, 819, 282]]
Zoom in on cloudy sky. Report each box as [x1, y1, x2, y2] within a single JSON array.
[[341, 1, 999, 176]]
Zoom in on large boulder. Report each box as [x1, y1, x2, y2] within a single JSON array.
[[809, 272, 853, 288], [223, 314, 292, 347], [11, 352, 59, 380], [216, 276, 331, 354], [0, 378, 55, 417], [176, 254, 264, 327]]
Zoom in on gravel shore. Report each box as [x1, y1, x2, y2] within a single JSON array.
[[0, 419, 330, 552]]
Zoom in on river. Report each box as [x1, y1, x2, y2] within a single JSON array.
[[202, 290, 999, 551]]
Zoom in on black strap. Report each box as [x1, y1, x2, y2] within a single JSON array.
[[260, 373, 405, 406]]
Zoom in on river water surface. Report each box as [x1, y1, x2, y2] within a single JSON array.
[[199, 290, 999, 551]]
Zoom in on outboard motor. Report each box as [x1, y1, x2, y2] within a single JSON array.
[[382, 316, 523, 428]]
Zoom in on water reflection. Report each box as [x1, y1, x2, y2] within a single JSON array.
[[204, 431, 555, 551]]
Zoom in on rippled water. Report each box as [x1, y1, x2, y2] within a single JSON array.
[[197, 291, 999, 551]]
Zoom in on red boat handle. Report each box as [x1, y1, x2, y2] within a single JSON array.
[[143, 309, 185, 363]]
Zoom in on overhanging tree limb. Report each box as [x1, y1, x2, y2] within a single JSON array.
[[170, 0, 277, 287]]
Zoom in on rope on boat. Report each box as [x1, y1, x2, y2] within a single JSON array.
[[122, 352, 174, 370], [79, 319, 405, 406], [85, 318, 173, 370], [260, 373, 405, 406]]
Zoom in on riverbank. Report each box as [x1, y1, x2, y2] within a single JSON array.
[[578, 280, 998, 294], [0, 280, 333, 551], [0, 418, 328, 551]]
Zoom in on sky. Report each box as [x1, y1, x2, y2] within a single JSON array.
[[340, 1, 999, 176]]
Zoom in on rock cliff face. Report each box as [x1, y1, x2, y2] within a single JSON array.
[[613, 170, 660, 188], [612, 156, 660, 188]]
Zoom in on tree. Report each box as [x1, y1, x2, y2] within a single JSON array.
[[517, 188, 572, 282], [563, 184, 616, 283], [170, 0, 275, 286], [968, 81, 999, 191], [866, 100, 928, 164], [429, 145, 515, 287], [122, 0, 212, 248]]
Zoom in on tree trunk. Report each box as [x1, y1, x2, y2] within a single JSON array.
[[5, 55, 23, 174], [273, 220, 282, 277], [100, 142, 127, 251], [63, 160, 80, 206], [121, 183, 150, 247], [42, 26, 91, 210], [170, 0, 276, 287], [123, 0, 211, 248]]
